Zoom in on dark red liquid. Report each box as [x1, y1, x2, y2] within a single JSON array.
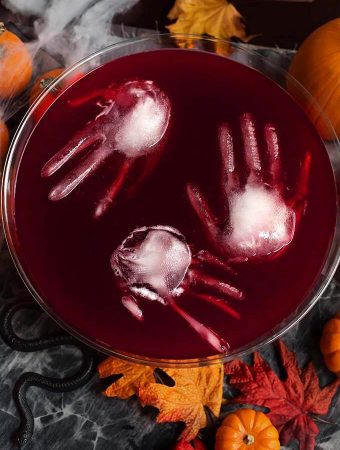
[[13, 49, 336, 360]]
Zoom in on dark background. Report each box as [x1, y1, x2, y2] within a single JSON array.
[[1, 0, 340, 49], [114, 0, 340, 49]]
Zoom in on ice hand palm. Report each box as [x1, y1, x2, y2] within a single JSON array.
[[226, 184, 296, 258]]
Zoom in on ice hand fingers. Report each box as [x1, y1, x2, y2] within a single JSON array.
[[187, 183, 220, 239], [48, 145, 112, 201], [190, 292, 240, 320], [240, 113, 261, 182], [189, 268, 244, 300], [265, 123, 282, 188], [169, 299, 229, 353], [121, 295, 144, 322], [289, 151, 311, 214], [94, 160, 133, 219], [219, 123, 239, 192], [41, 133, 104, 178]]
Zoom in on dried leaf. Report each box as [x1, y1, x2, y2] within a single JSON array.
[[167, 0, 246, 41], [98, 357, 155, 399], [168, 0, 185, 21], [224, 340, 340, 450], [139, 365, 223, 441]]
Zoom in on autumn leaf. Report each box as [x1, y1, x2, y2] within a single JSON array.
[[173, 437, 207, 449], [224, 340, 340, 450], [167, 0, 246, 41], [139, 365, 223, 441], [168, 0, 185, 21], [98, 357, 155, 399]]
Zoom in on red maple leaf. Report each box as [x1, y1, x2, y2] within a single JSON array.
[[224, 340, 339, 450], [173, 438, 206, 450]]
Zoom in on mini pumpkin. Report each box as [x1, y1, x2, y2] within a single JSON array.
[[0, 22, 32, 98], [29, 68, 65, 104], [0, 119, 9, 161], [29, 68, 64, 121], [215, 409, 280, 450], [320, 313, 340, 376], [288, 19, 340, 140], [29, 68, 84, 122]]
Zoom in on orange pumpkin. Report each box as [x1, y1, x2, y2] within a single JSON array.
[[320, 313, 340, 377], [215, 409, 280, 450], [29, 68, 84, 122], [29, 68, 64, 121], [29, 68, 65, 105], [0, 120, 9, 161], [0, 22, 33, 98], [288, 19, 340, 140]]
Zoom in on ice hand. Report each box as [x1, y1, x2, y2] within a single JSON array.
[[188, 113, 311, 261], [111, 225, 243, 353], [41, 79, 171, 216]]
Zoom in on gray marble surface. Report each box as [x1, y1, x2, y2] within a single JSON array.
[[0, 244, 339, 450]]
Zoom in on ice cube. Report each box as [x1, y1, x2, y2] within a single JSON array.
[[115, 83, 170, 157], [227, 185, 296, 257], [111, 226, 191, 298]]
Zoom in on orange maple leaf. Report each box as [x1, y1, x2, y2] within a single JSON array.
[[139, 365, 224, 441], [167, 0, 246, 41], [98, 357, 155, 399]]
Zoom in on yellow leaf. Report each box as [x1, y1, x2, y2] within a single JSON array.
[[167, 0, 246, 41], [168, 0, 186, 20], [98, 357, 155, 399], [139, 364, 224, 441]]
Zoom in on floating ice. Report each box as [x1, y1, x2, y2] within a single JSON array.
[[111, 226, 191, 300], [186, 113, 306, 260], [112, 225, 244, 353], [121, 296, 143, 321], [227, 185, 296, 257], [42, 80, 171, 203], [115, 85, 169, 157]]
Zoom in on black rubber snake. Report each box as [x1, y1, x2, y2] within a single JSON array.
[[0, 301, 97, 448]]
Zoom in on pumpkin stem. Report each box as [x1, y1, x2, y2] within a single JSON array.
[[39, 77, 56, 90], [0, 22, 6, 35], [243, 434, 255, 445], [39, 77, 62, 94]]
